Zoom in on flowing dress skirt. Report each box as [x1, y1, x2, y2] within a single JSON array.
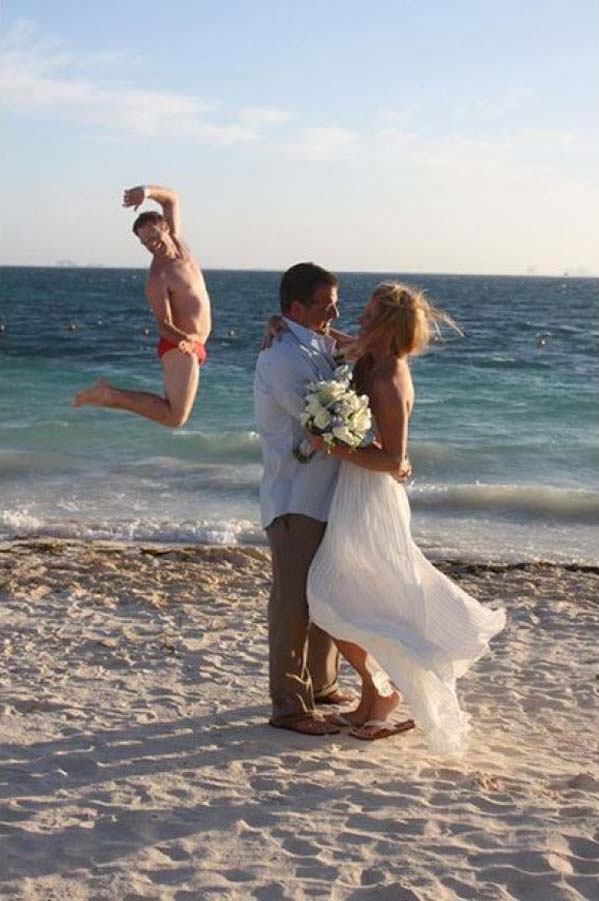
[[307, 462, 506, 754]]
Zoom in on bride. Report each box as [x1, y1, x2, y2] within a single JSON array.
[[306, 282, 506, 754]]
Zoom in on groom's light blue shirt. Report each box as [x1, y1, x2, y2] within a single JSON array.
[[254, 318, 340, 530]]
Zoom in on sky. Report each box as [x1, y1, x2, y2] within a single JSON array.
[[1, 1, 598, 274]]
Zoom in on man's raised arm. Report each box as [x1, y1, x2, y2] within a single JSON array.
[[122, 184, 181, 238]]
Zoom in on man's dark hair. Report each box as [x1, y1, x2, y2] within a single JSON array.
[[132, 211, 168, 236], [279, 262, 338, 314]]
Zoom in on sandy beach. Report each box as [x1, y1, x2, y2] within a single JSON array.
[[0, 540, 597, 900]]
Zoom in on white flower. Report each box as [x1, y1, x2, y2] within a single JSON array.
[[306, 396, 326, 417], [351, 410, 372, 432], [332, 425, 356, 445], [318, 383, 345, 404], [313, 409, 332, 430]]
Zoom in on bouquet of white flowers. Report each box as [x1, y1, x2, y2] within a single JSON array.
[[294, 365, 373, 463]]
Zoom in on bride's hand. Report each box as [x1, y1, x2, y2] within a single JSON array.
[[394, 456, 412, 482], [260, 315, 288, 350], [306, 432, 326, 452]]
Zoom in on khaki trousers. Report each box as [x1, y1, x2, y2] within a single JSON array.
[[266, 513, 340, 725]]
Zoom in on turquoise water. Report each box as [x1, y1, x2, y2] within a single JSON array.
[[1, 266, 597, 562]]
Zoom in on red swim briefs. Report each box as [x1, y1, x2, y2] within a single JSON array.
[[157, 338, 207, 365]]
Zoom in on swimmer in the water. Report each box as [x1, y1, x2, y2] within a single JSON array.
[[73, 184, 211, 427]]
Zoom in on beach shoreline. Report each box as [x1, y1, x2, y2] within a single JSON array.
[[3, 535, 599, 566], [1, 539, 598, 898]]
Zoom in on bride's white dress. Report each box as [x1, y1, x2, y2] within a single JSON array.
[[308, 461, 506, 755]]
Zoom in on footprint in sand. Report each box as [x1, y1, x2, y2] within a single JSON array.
[[145, 865, 197, 886], [279, 836, 322, 857], [219, 868, 255, 883]]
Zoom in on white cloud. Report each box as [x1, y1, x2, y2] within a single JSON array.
[[411, 130, 597, 189], [287, 127, 358, 162], [373, 129, 418, 150], [239, 107, 293, 127], [373, 108, 416, 127], [0, 22, 268, 144], [452, 88, 537, 119]]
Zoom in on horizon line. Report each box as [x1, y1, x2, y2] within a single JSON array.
[[0, 263, 597, 280]]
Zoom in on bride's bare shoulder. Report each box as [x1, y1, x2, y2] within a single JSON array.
[[371, 357, 414, 410], [372, 356, 411, 388]]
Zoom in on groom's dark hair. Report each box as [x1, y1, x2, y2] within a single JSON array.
[[279, 262, 338, 314]]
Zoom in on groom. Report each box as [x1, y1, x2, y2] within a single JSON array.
[[254, 263, 347, 735]]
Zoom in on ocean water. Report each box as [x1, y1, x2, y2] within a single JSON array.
[[1, 266, 597, 563]]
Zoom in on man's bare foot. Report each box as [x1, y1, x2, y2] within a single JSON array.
[[315, 690, 356, 707], [270, 715, 340, 736], [72, 379, 112, 408]]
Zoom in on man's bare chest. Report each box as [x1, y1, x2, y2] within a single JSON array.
[[152, 260, 201, 297]]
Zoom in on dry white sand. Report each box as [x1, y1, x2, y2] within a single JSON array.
[[0, 540, 597, 900]]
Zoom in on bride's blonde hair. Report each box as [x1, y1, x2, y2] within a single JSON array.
[[347, 282, 462, 361]]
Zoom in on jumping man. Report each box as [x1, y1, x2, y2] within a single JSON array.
[[73, 185, 211, 427]]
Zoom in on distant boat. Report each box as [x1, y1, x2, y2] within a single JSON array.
[[562, 267, 595, 277]]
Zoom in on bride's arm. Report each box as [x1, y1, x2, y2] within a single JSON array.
[[260, 318, 354, 351], [327, 326, 354, 348]]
